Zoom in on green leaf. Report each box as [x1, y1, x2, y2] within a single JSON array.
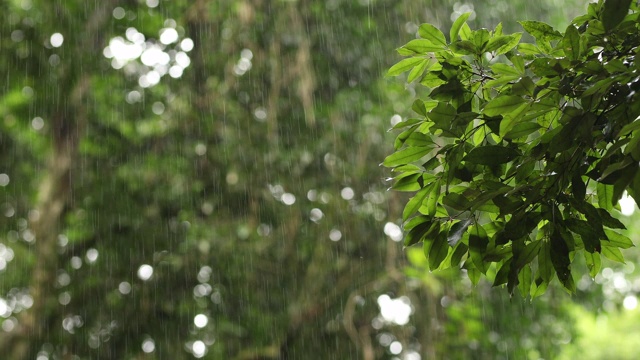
[[407, 220, 440, 247], [447, 217, 473, 247], [597, 209, 626, 229], [572, 175, 587, 201], [597, 182, 614, 211], [407, 59, 431, 83], [565, 218, 601, 253], [469, 225, 489, 273], [514, 240, 543, 269], [418, 23, 447, 48], [519, 20, 562, 43], [459, 23, 472, 41], [496, 33, 522, 55], [583, 251, 601, 278], [450, 12, 472, 41], [602, 245, 626, 263], [538, 242, 554, 282], [602, 0, 633, 31], [518, 265, 532, 298], [387, 57, 424, 77], [403, 39, 446, 53], [603, 229, 634, 249], [618, 120, 640, 137], [403, 185, 431, 221], [463, 146, 520, 166], [490, 63, 523, 77], [483, 95, 527, 117], [498, 103, 530, 137], [473, 28, 491, 51], [429, 231, 450, 270], [486, 33, 522, 55], [531, 277, 549, 298], [443, 192, 470, 211], [562, 24, 581, 60], [383, 146, 431, 167], [450, 40, 477, 55], [550, 227, 574, 292], [493, 258, 513, 287]]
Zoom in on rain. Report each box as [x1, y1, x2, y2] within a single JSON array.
[[1, 0, 640, 359]]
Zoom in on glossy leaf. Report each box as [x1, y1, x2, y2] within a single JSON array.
[[418, 23, 447, 48], [450, 12, 472, 41]]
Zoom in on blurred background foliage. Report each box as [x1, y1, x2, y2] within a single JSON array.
[[0, 0, 638, 359]]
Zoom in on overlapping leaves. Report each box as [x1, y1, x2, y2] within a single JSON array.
[[385, 0, 640, 297]]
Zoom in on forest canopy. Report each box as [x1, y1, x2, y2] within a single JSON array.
[[386, 0, 640, 296]]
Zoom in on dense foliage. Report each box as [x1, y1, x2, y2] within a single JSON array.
[[386, 0, 639, 296]]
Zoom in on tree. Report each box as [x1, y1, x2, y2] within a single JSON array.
[[385, 0, 639, 297]]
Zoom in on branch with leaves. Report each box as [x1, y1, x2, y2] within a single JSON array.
[[385, 0, 640, 297]]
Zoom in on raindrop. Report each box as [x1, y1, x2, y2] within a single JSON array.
[[142, 338, 155, 353], [112, 7, 125, 19], [195, 143, 207, 156], [2, 317, 16, 332], [169, 65, 184, 78], [119, 281, 132, 295], [281, 193, 296, 205], [146, 0, 159, 8], [22, 86, 33, 98], [175, 52, 190, 67], [309, 208, 323, 222], [48, 54, 60, 66], [50, 33, 64, 47], [21, 0, 32, 10], [160, 28, 179, 45], [145, 70, 161, 86], [240, 48, 253, 60], [70, 256, 82, 269], [180, 38, 194, 51], [201, 202, 213, 215], [57, 271, 71, 286], [254, 107, 267, 121], [197, 266, 212, 283], [152, 102, 165, 115], [389, 341, 402, 355], [384, 222, 403, 242], [85, 248, 99, 264], [58, 292, 71, 305], [210, 291, 222, 304], [192, 340, 206, 358], [307, 189, 317, 201], [31, 117, 44, 130], [257, 224, 271, 236], [141, 47, 169, 67], [126, 90, 142, 104], [2, 203, 15, 217], [340, 187, 354, 200], [194, 314, 208, 328], [329, 229, 342, 241], [11, 30, 24, 42], [137, 264, 153, 281], [624, 295, 638, 310], [378, 332, 393, 346]]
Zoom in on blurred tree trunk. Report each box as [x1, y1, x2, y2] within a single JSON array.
[[2, 2, 116, 357]]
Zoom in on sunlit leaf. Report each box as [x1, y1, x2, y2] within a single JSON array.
[[450, 12, 472, 41], [383, 146, 432, 167], [386, 57, 425, 77], [418, 23, 447, 48]]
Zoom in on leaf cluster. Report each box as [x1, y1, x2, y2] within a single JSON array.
[[385, 0, 640, 297]]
